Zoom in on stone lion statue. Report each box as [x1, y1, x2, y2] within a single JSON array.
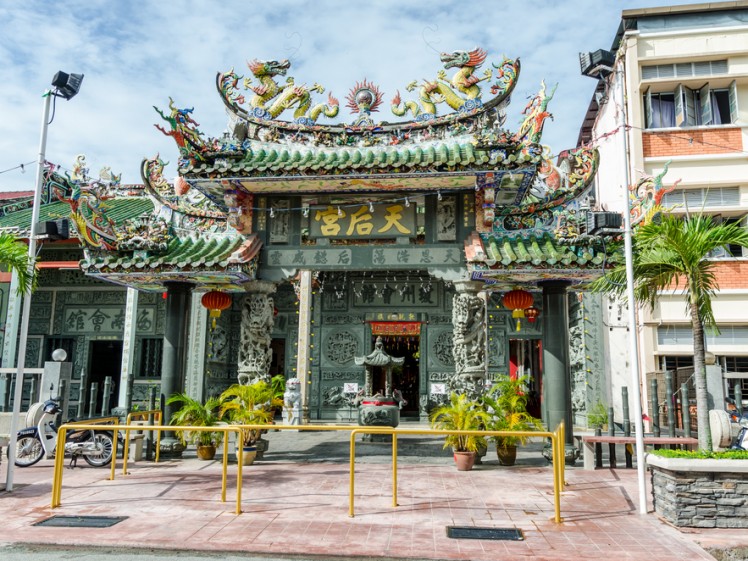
[[283, 377, 302, 424]]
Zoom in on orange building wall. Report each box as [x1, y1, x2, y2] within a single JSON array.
[[667, 261, 748, 290], [711, 261, 748, 289], [642, 127, 742, 157]]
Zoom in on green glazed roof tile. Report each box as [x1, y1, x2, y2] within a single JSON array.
[[0, 198, 154, 233], [482, 233, 610, 269], [83, 234, 246, 273], [214, 139, 517, 177]]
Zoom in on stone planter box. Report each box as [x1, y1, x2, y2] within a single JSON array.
[[646, 453, 748, 528]]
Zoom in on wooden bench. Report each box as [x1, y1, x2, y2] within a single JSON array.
[[581, 435, 698, 470]]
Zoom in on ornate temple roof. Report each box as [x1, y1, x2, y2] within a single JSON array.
[[6, 48, 619, 293], [33, 157, 262, 292], [81, 233, 261, 292]]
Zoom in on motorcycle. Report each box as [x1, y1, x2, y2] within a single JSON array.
[[726, 397, 742, 423], [730, 409, 748, 451], [10, 397, 115, 468]]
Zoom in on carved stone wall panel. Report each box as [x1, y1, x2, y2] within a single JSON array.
[[269, 199, 290, 243], [321, 371, 362, 381], [237, 288, 275, 384], [429, 371, 453, 382], [274, 283, 297, 310], [436, 196, 457, 241], [323, 314, 364, 325], [321, 328, 362, 367], [428, 329, 455, 368], [487, 329, 506, 368]]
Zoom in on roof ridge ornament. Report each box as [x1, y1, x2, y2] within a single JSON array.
[[215, 48, 519, 130]]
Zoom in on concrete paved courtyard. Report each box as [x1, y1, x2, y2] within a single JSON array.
[[1, 429, 746, 560]]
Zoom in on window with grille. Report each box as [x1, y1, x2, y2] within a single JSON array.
[[660, 187, 740, 209], [138, 338, 162, 378], [662, 355, 694, 371], [658, 325, 748, 346], [643, 81, 738, 128], [641, 60, 728, 80]]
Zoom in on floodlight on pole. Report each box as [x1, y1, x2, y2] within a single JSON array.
[[5, 71, 83, 492]]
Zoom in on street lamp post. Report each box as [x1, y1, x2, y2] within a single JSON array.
[[5, 72, 83, 492]]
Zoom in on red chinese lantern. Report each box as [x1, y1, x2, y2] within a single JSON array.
[[201, 291, 232, 328], [502, 289, 534, 332], [524, 306, 540, 324]]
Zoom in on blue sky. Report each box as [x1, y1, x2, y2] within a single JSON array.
[[0, 0, 697, 191]]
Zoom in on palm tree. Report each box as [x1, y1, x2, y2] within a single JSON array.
[[0, 233, 34, 295], [591, 214, 748, 450]]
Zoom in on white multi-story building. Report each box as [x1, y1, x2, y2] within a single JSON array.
[[579, 1, 748, 421]]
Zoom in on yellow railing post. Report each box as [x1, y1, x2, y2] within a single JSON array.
[[392, 430, 398, 507], [349, 429, 357, 517], [221, 429, 228, 503], [235, 427, 243, 515], [110, 417, 118, 481]]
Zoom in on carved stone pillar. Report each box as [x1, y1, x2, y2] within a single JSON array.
[[237, 281, 277, 385], [450, 280, 486, 399]]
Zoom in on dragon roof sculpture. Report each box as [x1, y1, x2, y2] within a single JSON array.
[[47, 155, 260, 292]]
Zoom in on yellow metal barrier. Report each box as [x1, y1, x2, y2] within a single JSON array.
[[52, 422, 566, 523], [345, 426, 564, 523], [51, 416, 120, 505], [123, 409, 162, 473], [52, 424, 244, 514]]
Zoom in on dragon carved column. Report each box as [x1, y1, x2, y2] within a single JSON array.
[[237, 281, 277, 385], [450, 280, 487, 400]]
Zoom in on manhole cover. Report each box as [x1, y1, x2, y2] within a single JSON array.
[[446, 526, 524, 541], [34, 516, 127, 528]]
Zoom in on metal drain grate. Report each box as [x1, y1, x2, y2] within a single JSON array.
[[34, 515, 128, 528], [446, 526, 524, 541]]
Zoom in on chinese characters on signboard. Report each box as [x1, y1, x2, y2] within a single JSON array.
[[63, 307, 156, 334], [309, 203, 416, 239]]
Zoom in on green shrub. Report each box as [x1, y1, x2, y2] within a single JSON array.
[[650, 448, 748, 460]]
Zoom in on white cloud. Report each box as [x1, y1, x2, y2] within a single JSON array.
[[0, 0, 697, 190]]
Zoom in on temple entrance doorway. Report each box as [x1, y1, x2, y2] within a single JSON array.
[[269, 338, 286, 379], [371, 334, 420, 417], [88, 340, 123, 416], [508, 338, 543, 420]]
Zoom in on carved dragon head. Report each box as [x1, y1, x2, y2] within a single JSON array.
[[440, 48, 487, 69], [247, 59, 291, 77]]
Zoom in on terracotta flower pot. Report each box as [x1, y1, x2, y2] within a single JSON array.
[[453, 450, 477, 471], [196, 444, 216, 461]]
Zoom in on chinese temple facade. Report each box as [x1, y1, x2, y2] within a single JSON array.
[[0, 48, 618, 444]]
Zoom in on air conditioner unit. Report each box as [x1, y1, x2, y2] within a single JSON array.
[[35, 219, 70, 240], [586, 211, 622, 235], [579, 49, 615, 79]]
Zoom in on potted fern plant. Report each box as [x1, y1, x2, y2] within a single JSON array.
[[166, 393, 222, 460], [219, 381, 279, 465], [430, 392, 490, 471], [482, 375, 543, 466]]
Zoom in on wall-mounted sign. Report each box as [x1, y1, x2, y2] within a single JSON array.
[[309, 203, 416, 239], [62, 306, 156, 334], [343, 383, 359, 393], [431, 383, 447, 395]]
